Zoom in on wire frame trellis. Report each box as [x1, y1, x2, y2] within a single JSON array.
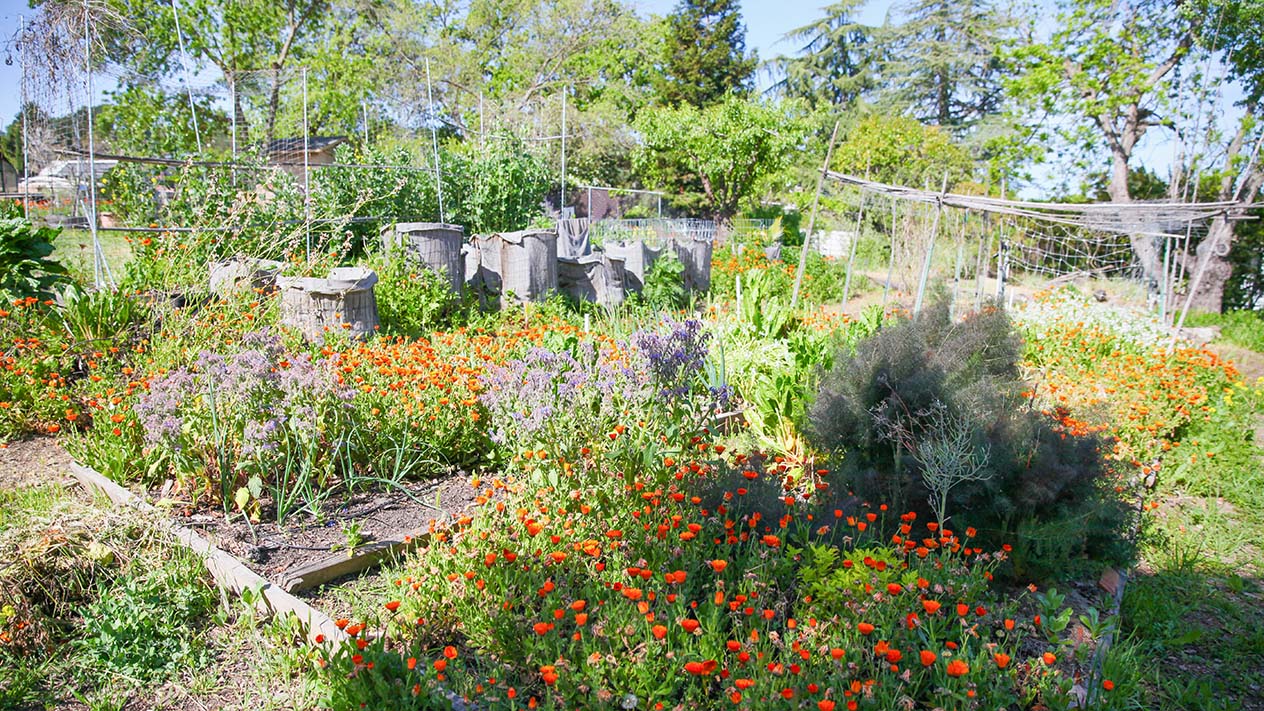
[[811, 172, 1235, 323]]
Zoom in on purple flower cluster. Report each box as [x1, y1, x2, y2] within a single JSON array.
[[478, 342, 650, 445], [634, 317, 711, 399], [135, 331, 339, 459]]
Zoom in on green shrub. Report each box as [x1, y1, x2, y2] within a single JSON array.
[[807, 299, 1134, 578], [369, 250, 469, 338], [0, 218, 69, 300]]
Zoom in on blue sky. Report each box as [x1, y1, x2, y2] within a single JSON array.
[[0, 0, 1244, 197]]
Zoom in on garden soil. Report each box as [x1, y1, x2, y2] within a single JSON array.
[[190, 472, 480, 586]]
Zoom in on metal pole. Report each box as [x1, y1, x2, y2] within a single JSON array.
[[425, 57, 444, 223], [1159, 232, 1172, 323], [363, 98, 370, 145], [950, 214, 965, 318], [791, 121, 840, 310], [973, 213, 987, 310], [84, 1, 103, 288], [883, 197, 897, 308], [170, 0, 202, 153], [560, 87, 567, 213], [19, 14, 30, 220], [303, 67, 311, 263], [913, 173, 948, 314], [842, 189, 867, 305]]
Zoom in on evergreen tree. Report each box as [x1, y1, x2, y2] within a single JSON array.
[[770, 0, 875, 108], [656, 0, 757, 107], [878, 0, 1016, 130]]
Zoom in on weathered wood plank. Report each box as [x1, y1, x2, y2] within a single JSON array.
[[68, 462, 347, 644]]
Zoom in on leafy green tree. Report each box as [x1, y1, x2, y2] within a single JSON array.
[[770, 0, 875, 109], [831, 114, 972, 188], [1007, 0, 1199, 284], [879, 0, 1017, 131], [1177, 0, 1264, 311], [656, 0, 757, 107], [633, 96, 806, 227]]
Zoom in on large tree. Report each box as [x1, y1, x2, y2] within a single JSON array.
[[1008, 0, 1199, 285], [633, 96, 805, 226], [878, 0, 1016, 131], [769, 0, 875, 109], [1180, 0, 1264, 312], [655, 0, 757, 108]]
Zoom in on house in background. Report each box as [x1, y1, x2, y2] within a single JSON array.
[[265, 136, 347, 181]]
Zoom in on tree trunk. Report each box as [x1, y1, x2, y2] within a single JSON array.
[[1107, 147, 1164, 287], [1184, 217, 1234, 313]]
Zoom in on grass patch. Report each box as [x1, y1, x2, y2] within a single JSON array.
[[50, 228, 133, 284], [1185, 310, 1264, 353], [0, 480, 314, 709]]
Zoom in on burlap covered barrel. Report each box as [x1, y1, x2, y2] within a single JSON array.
[[208, 257, 284, 296], [277, 267, 379, 340], [380, 222, 466, 293], [472, 228, 558, 303], [604, 239, 664, 293], [672, 236, 713, 292], [558, 252, 626, 309]]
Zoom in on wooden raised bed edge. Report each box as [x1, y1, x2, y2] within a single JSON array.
[[281, 526, 439, 593], [67, 462, 348, 644]]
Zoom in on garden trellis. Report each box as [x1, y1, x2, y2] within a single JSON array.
[[814, 171, 1259, 327], [7, 5, 595, 291]]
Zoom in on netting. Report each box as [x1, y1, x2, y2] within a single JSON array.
[[808, 173, 1230, 324]]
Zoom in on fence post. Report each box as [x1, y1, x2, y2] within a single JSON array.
[[883, 198, 897, 308], [302, 67, 311, 264], [791, 121, 840, 311], [19, 14, 30, 219], [913, 173, 948, 314]]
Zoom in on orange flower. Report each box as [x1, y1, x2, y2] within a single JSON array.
[[1103, 679, 1115, 691], [681, 619, 701, 633], [433, 659, 448, 672], [922, 599, 941, 615], [857, 622, 875, 635], [1042, 652, 1056, 665], [652, 625, 667, 640], [684, 660, 717, 676], [818, 701, 836, 711], [384, 600, 401, 612], [993, 653, 1010, 669], [920, 650, 937, 667], [443, 646, 458, 659], [946, 659, 970, 677], [710, 559, 728, 572]]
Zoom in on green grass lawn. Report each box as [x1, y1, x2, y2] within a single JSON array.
[[51, 228, 133, 285]]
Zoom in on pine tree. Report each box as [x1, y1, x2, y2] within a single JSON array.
[[656, 0, 757, 108], [771, 0, 875, 108], [878, 0, 1016, 130]]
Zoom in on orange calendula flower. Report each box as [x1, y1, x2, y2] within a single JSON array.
[[994, 653, 1011, 669], [384, 600, 401, 612], [920, 650, 937, 667], [857, 622, 875, 635], [922, 599, 941, 614], [946, 659, 970, 677]]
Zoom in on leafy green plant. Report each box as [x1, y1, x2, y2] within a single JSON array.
[[369, 249, 468, 337], [78, 552, 216, 682], [641, 249, 688, 310], [0, 218, 69, 300]]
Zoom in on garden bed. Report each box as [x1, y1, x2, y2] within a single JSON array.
[[174, 472, 481, 589]]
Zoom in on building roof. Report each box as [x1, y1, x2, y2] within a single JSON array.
[[264, 136, 347, 155]]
